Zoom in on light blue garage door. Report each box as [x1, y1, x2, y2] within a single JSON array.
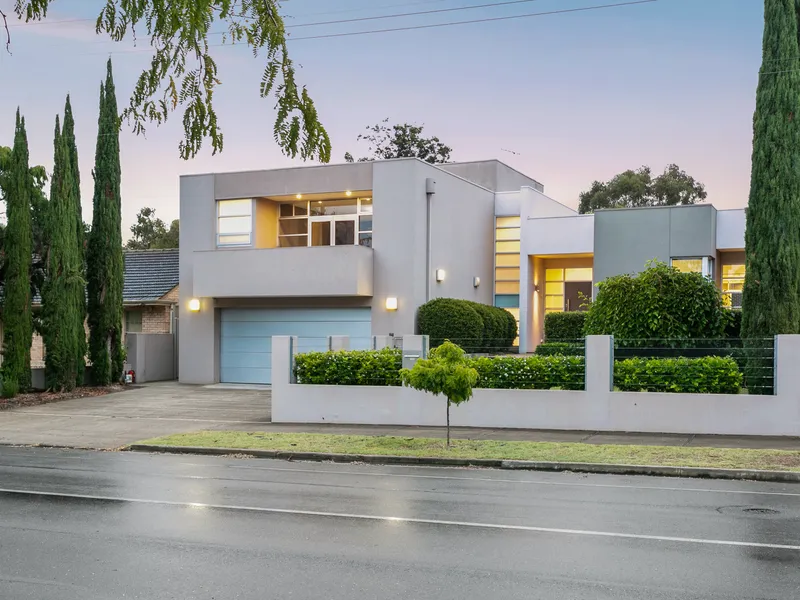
[[219, 308, 372, 384]]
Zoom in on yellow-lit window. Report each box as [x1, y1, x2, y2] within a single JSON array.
[[496, 241, 520, 253], [545, 295, 563, 309], [672, 259, 702, 273], [495, 267, 520, 281], [722, 264, 745, 308], [495, 281, 520, 294], [496, 228, 521, 241], [545, 268, 564, 282], [496, 254, 520, 267], [565, 267, 593, 282], [545, 282, 564, 295], [496, 216, 521, 228], [505, 307, 520, 347], [545, 307, 563, 314]]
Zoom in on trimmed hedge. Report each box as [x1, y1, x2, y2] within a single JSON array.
[[417, 298, 516, 352], [472, 355, 585, 390], [725, 309, 742, 339], [544, 312, 586, 341], [534, 342, 585, 357], [294, 348, 402, 386], [614, 356, 742, 394]]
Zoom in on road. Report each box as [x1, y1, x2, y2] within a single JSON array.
[[0, 446, 798, 599]]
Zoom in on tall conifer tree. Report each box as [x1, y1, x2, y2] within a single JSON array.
[[0, 110, 33, 397], [87, 60, 124, 385], [742, 0, 800, 339]]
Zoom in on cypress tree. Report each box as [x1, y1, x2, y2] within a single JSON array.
[[87, 59, 124, 385], [741, 0, 800, 391], [63, 96, 88, 386], [1, 110, 34, 397]]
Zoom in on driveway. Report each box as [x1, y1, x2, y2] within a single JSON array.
[[0, 382, 271, 449]]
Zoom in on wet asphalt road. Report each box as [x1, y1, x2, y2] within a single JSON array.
[[0, 447, 798, 599]]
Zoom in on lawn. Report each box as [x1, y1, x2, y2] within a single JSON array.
[[136, 431, 800, 472]]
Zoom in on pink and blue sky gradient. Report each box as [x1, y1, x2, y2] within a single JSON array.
[[0, 0, 763, 234]]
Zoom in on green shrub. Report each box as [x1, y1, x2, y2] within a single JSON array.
[[613, 356, 742, 394], [534, 342, 585, 357], [471, 355, 585, 390], [584, 260, 729, 344], [417, 298, 484, 351], [294, 348, 402, 386], [417, 298, 516, 352], [544, 312, 586, 341]]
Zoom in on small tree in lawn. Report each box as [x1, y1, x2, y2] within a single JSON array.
[[400, 341, 478, 447]]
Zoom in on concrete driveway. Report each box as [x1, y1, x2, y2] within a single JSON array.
[[0, 382, 271, 449]]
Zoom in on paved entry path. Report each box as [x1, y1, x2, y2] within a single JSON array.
[[0, 382, 271, 449]]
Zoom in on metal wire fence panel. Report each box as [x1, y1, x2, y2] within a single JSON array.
[[612, 338, 774, 395]]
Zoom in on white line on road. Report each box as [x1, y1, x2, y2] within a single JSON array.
[[1, 487, 799, 551], [4, 413, 263, 424]]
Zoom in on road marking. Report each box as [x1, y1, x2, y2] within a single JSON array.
[[4, 413, 263, 424], [229, 464, 800, 498], [1, 487, 799, 551]]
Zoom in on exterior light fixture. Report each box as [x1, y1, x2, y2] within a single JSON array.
[[435, 269, 446, 282], [473, 277, 481, 288], [188, 298, 201, 312], [345, 190, 353, 196], [385, 297, 398, 311], [296, 194, 303, 200], [534, 284, 540, 293]]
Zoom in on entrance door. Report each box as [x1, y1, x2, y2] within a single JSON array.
[[564, 281, 592, 312]]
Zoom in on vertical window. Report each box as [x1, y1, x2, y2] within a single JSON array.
[[217, 199, 253, 246], [279, 201, 310, 247], [358, 198, 373, 247], [495, 217, 521, 346], [722, 264, 745, 308], [125, 310, 142, 334]]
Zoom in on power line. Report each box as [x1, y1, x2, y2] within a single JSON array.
[[285, 0, 546, 29], [287, 0, 658, 41]]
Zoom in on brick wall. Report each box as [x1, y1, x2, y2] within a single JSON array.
[[160, 286, 179, 303], [142, 306, 172, 334], [31, 333, 45, 368]]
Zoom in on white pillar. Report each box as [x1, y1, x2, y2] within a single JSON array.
[[372, 335, 393, 350], [585, 335, 613, 393], [775, 335, 800, 398]]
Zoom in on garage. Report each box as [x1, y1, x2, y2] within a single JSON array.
[[219, 308, 372, 384]]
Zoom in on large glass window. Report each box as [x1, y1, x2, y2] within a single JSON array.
[[125, 310, 142, 334], [217, 199, 253, 246], [278, 196, 373, 247], [544, 267, 593, 313], [722, 264, 745, 308]]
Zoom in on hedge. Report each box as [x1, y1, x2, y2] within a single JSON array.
[[417, 298, 516, 352], [613, 356, 742, 394], [544, 312, 586, 341], [534, 342, 585, 357], [294, 348, 402, 386], [472, 355, 585, 390]]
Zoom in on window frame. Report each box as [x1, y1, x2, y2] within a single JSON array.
[[125, 310, 143, 334], [671, 256, 714, 279], [278, 196, 373, 248], [217, 199, 254, 247]]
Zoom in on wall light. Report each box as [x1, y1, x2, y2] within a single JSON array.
[[188, 298, 201, 312], [473, 277, 481, 288], [435, 269, 446, 282], [385, 297, 398, 311], [295, 194, 303, 200]]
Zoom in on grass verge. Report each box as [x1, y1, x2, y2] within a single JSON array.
[[136, 431, 800, 472]]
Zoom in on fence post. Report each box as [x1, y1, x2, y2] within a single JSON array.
[[585, 335, 613, 393], [401, 335, 429, 370], [328, 336, 350, 352], [271, 336, 298, 386], [774, 334, 800, 398]]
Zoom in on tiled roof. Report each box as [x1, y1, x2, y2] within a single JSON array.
[[123, 248, 179, 303]]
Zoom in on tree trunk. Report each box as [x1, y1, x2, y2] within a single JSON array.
[[446, 399, 451, 447]]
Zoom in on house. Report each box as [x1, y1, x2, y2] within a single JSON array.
[[29, 248, 179, 368], [178, 159, 744, 385]]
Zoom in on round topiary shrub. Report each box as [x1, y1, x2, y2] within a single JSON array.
[[467, 302, 508, 352], [417, 298, 484, 351]]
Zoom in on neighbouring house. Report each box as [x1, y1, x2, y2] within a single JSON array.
[[179, 159, 745, 385], [27, 248, 179, 368]]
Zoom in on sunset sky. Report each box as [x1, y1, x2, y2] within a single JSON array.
[[0, 0, 763, 234]]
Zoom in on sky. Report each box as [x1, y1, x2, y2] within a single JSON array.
[[0, 0, 764, 235]]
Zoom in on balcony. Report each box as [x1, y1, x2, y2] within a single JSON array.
[[193, 245, 373, 298]]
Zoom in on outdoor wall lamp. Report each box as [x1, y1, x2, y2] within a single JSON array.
[[385, 297, 398, 311], [435, 269, 446, 282], [188, 298, 201, 312], [534, 284, 540, 293], [473, 277, 481, 288]]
